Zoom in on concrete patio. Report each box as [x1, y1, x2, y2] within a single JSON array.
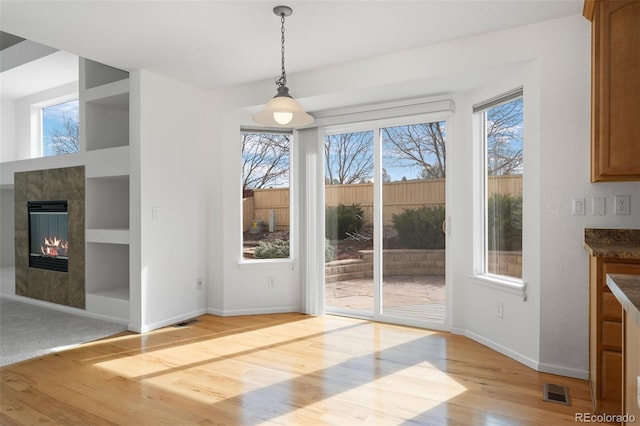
[[325, 275, 446, 322]]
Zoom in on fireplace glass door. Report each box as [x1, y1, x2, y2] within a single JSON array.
[[28, 200, 69, 272]]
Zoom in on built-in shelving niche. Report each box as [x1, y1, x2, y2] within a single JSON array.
[[85, 176, 129, 231], [80, 58, 131, 323], [85, 242, 130, 320], [85, 91, 129, 151]]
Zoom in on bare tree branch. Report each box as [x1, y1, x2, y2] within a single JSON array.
[[324, 132, 373, 184], [242, 133, 290, 190], [47, 113, 79, 155], [486, 99, 523, 175], [383, 121, 446, 179]]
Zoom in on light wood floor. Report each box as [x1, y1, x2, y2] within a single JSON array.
[[1, 313, 608, 425]]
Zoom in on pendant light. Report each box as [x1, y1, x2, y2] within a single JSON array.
[[253, 5, 314, 127]]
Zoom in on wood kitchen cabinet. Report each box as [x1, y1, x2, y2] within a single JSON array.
[[589, 257, 640, 414], [624, 311, 640, 421], [584, 0, 640, 182]]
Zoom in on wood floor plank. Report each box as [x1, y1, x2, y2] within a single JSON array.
[[1, 313, 613, 425]]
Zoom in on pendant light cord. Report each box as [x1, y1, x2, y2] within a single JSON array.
[[276, 12, 287, 88]]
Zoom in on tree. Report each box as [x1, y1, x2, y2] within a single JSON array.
[[47, 114, 79, 155], [383, 122, 446, 179], [242, 132, 290, 191], [382, 168, 391, 183], [486, 98, 523, 176], [324, 131, 373, 184]]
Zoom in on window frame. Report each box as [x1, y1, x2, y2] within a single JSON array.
[[238, 128, 294, 264], [32, 94, 79, 158], [472, 88, 526, 295]]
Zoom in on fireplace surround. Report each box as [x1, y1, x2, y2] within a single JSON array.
[[14, 166, 85, 308]]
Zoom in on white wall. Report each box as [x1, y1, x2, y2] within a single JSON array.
[[205, 103, 301, 316], [0, 98, 16, 162], [451, 63, 543, 373], [207, 13, 640, 378], [129, 70, 207, 332]]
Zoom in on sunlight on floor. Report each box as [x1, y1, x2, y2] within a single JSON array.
[[92, 315, 466, 415]]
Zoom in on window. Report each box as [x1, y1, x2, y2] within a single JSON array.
[[42, 99, 79, 157], [475, 89, 523, 281], [241, 130, 291, 261]]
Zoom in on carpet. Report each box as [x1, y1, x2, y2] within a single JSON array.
[[0, 297, 127, 367]]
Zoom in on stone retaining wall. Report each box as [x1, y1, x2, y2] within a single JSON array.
[[325, 249, 522, 283], [325, 249, 445, 283]]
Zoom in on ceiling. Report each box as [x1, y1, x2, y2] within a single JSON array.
[[0, 1, 583, 98]]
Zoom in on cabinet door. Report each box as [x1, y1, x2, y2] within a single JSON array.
[[601, 350, 623, 412], [592, 0, 640, 181]]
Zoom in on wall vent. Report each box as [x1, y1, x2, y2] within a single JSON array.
[[543, 383, 570, 405], [174, 319, 198, 328]]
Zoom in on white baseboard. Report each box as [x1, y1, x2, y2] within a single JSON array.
[[538, 362, 589, 380], [1, 294, 129, 326], [450, 326, 588, 380], [207, 305, 300, 317], [131, 308, 208, 333], [464, 329, 540, 372]]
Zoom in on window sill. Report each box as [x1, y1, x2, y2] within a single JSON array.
[[470, 274, 527, 300], [237, 258, 294, 269]]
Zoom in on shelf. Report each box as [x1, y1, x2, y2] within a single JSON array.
[[86, 176, 129, 229], [86, 228, 129, 244], [85, 146, 130, 178], [86, 288, 129, 322], [88, 286, 129, 301], [79, 57, 131, 324], [84, 92, 129, 151], [85, 242, 129, 295]]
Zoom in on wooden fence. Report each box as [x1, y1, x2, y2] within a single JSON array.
[[243, 175, 522, 231]]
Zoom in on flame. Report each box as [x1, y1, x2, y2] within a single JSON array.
[[40, 236, 69, 257]]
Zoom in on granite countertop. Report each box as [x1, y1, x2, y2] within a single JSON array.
[[584, 228, 640, 260], [606, 273, 640, 327]]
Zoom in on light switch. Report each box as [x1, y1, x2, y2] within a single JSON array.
[[592, 197, 606, 216], [572, 198, 585, 215]]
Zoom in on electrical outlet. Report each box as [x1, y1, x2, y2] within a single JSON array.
[[614, 195, 630, 215], [196, 279, 203, 290], [267, 276, 276, 288], [496, 302, 504, 319]]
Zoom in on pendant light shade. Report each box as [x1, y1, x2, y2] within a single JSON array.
[[253, 86, 314, 127], [253, 6, 314, 128]]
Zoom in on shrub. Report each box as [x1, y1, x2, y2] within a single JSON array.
[[325, 238, 335, 262], [325, 204, 364, 240], [391, 206, 445, 249], [254, 239, 289, 259], [487, 193, 522, 251]]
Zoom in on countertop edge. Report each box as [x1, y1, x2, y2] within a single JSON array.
[[606, 273, 640, 328], [584, 242, 640, 260]]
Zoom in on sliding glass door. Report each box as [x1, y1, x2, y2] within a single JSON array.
[[324, 130, 375, 317], [324, 117, 447, 327], [380, 122, 446, 324]]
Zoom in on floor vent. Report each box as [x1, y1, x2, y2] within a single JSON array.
[[543, 383, 571, 405], [174, 319, 198, 328]]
